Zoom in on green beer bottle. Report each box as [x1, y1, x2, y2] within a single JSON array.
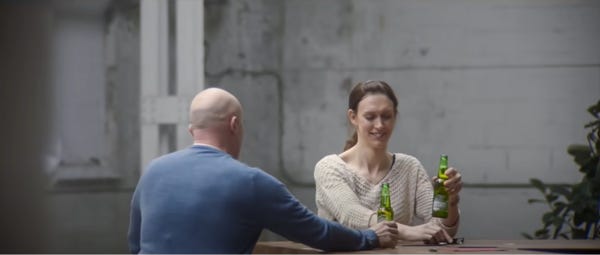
[[377, 183, 394, 222], [432, 154, 449, 218]]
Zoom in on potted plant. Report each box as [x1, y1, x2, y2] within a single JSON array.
[[523, 100, 600, 239]]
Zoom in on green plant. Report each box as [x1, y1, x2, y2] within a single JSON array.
[[523, 100, 600, 240]]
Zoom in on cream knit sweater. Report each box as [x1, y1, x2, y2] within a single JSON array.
[[314, 153, 458, 236]]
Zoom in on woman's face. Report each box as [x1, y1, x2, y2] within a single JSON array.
[[350, 93, 396, 150]]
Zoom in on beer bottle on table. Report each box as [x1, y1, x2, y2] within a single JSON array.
[[377, 183, 394, 222], [432, 154, 449, 218]]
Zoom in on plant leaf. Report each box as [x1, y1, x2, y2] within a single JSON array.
[[552, 216, 564, 227], [530, 178, 546, 193], [535, 228, 550, 239], [581, 157, 599, 178], [587, 100, 600, 119], [567, 144, 592, 167], [553, 201, 567, 210], [584, 120, 600, 129], [542, 212, 554, 225], [528, 199, 545, 204], [573, 211, 585, 226], [521, 233, 533, 240], [572, 228, 587, 239], [581, 208, 597, 223], [546, 194, 559, 203], [594, 160, 600, 183], [549, 186, 571, 198]]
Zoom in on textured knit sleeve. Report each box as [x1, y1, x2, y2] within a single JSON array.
[[412, 158, 459, 236], [412, 158, 433, 223], [314, 157, 378, 229]]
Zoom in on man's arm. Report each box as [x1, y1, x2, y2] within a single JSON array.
[[127, 189, 141, 254], [250, 170, 394, 251]]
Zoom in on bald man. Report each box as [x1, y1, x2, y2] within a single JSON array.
[[128, 88, 399, 254]]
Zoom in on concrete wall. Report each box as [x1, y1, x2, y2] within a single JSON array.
[[205, 0, 600, 240]]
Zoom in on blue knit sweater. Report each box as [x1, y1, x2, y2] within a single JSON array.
[[128, 145, 378, 253]]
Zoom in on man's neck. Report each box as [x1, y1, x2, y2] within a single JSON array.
[[192, 141, 225, 152]]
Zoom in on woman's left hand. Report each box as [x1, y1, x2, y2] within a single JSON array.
[[432, 167, 462, 206]]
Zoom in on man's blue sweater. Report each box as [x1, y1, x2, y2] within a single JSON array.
[[128, 145, 378, 253]]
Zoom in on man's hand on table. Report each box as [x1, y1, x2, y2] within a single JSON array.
[[370, 221, 400, 248]]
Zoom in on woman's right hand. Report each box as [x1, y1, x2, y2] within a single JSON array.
[[396, 222, 452, 244]]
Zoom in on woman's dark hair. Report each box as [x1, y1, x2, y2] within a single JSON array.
[[343, 80, 398, 151]]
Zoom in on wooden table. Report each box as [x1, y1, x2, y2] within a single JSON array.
[[253, 239, 600, 254]]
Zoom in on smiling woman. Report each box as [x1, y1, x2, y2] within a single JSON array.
[[314, 80, 463, 244], [343, 81, 398, 152]]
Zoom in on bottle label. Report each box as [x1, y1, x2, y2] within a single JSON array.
[[433, 195, 448, 211]]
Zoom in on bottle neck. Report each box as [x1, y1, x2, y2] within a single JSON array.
[[380, 186, 391, 207], [438, 155, 448, 179], [383, 195, 391, 207]]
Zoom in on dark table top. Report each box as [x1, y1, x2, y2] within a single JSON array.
[[253, 239, 600, 254]]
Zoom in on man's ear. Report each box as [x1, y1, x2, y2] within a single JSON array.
[[229, 115, 240, 133], [188, 124, 194, 137]]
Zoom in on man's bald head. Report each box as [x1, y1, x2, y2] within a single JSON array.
[[188, 88, 244, 159], [189, 88, 242, 130]]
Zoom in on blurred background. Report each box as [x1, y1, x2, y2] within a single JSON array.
[[1, 0, 599, 252]]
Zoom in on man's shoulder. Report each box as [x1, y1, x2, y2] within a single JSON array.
[[244, 166, 280, 184], [146, 148, 194, 167]]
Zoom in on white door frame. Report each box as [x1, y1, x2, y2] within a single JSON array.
[[140, 0, 204, 174]]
